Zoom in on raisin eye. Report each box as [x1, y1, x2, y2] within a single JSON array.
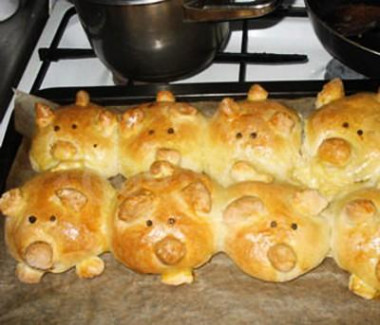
[[236, 132, 243, 139], [72, 124, 78, 129], [342, 122, 349, 128], [168, 218, 176, 225], [148, 129, 155, 135], [50, 215, 56, 222], [357, 129, 363, 136], [28, 216, 37, 224], [167, 127, 174, 134], [291, 223, 298, 230], [270, 221, 277, 228], [93, 144, 98, 148], [54, 125, 60, 132], [146, 220, 153, 227], [250, 132, 257, 139]]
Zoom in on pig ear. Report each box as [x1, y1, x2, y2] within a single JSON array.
[[293, 189, 328, 216], [35, 103, 55, 128], [269, 111, 295, 135], [0, 188, 23, 217], [247, 84, 268, 101], [56, 188, 88, 212], [218, 98, 240, 118], [344, 199, 377, 224], [122, 108, 144, 128], [223, 196, 266, 224], [156, 90, 175, 103], [75, 90, 90, 107], [315, 78, 345, 109], [118, 190, 155, 222], [97, 110, 116, 130], [182, 181, 211, 214]]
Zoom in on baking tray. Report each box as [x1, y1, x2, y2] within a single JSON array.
[[1, 80, 380, 324]]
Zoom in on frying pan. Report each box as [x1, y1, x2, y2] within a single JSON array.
[[305, 0, 380, 78]]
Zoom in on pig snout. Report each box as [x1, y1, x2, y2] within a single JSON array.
[[51, 141, 77, 160], [267, 243, 297, 273], [317, 138, 351, 166], [154, 236, 186, 265], [24, 241, 53, 270]]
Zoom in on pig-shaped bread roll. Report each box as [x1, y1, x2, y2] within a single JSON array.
[[119, 91, 207, 177], [204, 84, 302, 186], [295, 79, 380, 197], [29, 91, 119, 178], [222, 182, 329, 282], [328, 186, 380, 299], [0, 169, 116, 283], [111, 161, 218, 285]]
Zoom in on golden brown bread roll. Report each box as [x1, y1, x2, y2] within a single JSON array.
[[29, 91, 119, 178], [222, 181, 329, 282], [111, 161, 220, 285], [0, 169, 116, 283], [295, 79, 380, 197], [118, 91, 207, 177], [204, 84, 302, 186], [328, 186, 380, 299]]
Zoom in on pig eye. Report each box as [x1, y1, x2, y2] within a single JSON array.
[[54, 125, 60, 132], [146, 220, 153, 227], [291, 223, 298, 230], [270, 220, 277, 228], [28, 216, 37, 224], [167, 127, 175, 134], [235, 132, 243, 139], [357, 129, 363, 136], [72, 123, 78, 130], [50, 215, 57, 222], [148, 129, 155, 135], [250, 132, 257, 139], [168, 218, 176, 225], [93, 144, 98, 148], [342, 122, 349, 128]]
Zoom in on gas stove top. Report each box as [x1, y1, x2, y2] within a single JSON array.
[[0, 0, 368, 146]]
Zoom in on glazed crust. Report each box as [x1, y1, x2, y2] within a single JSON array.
[[328, 187, 380, 299], [222, 182, 329, 282], [29, 91, 119, 178], [111, 161, 218, 285], [119, 91, 207, 177], [0, 169, 116, 282], [296, 79, 380, 197], [205, 84, 302, 186]]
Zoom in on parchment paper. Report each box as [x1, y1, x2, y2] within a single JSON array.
[[1, 93, 379, 325]]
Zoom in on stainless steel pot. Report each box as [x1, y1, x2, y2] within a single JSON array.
[[74, 0, 280, 82]]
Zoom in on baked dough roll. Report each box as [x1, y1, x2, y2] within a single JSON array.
[[0, 169, 116, 283], [111, 161, 219, 285], [204, 84, 302, 187], [119, 91, 207, 177], [222, 181, 329, 282], [295, 79, 380, 197], [29, 91, 119, 178], [328, 186, 380, 299]]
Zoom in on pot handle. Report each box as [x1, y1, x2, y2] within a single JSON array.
[[183, 0, 281, 22]]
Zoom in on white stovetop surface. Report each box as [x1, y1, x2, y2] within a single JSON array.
[[0, 0, 332, 147]]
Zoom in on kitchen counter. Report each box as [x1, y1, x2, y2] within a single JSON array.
[[0, 0, 48, 192]]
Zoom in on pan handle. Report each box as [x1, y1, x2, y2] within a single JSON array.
[[183, 0, 281, 22]]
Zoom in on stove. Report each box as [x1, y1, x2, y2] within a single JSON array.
[[0, 0, 375, 190]]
